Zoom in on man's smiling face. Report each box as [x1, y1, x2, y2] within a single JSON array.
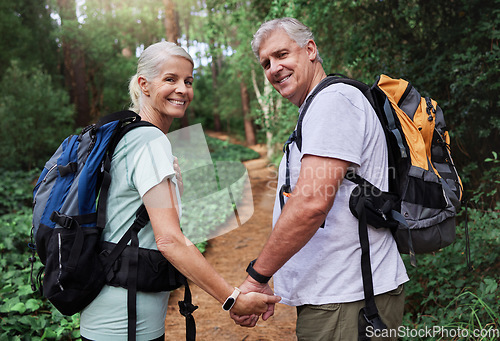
[[258, 29, 316, 107]]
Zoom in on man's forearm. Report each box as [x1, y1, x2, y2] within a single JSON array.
[[251, 155, 349, 278], [253, 198, 327, 277]]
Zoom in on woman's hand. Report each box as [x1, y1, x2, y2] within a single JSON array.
[[230, 291, 281, 317]]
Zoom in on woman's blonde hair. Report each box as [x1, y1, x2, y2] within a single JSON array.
[[128, 41, 194, 113]]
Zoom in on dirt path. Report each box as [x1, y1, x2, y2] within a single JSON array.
[[165, 134, 297, 341]]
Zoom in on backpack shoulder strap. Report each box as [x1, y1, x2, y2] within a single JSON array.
[[296, 74, 374, 152], [95, 110, 140, 130], [96, 114, 156, 229]]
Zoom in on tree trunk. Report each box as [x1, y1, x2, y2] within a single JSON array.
[[163, 0, 190, 128], [163, 0, 189, 128], [163, 0, 180, 45], [210, 39, 221, 131], [252, 69, 278, 158], [57, 0, 91, 127], [239, 78, 256, 146]]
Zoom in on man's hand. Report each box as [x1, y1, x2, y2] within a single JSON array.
[[230, 277, 276, 327]]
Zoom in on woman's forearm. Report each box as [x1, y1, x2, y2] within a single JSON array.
[[155, 230, 233, 304]]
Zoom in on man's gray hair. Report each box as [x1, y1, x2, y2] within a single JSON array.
[[251, 17, 323, 64]]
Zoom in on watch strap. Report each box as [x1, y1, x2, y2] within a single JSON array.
[[222, 287, 241, 311], [246, 259, 271, 284]]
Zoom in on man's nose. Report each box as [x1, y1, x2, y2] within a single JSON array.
[[269, 59, 283, 75]]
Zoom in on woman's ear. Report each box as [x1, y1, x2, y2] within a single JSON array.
[[138, 76, 149, 96]]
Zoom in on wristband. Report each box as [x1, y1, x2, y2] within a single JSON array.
[[246, 259, 271, 284], [222, 287, 241, 311]]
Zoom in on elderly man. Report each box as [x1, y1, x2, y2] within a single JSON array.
[[232, 17, 409, 340]]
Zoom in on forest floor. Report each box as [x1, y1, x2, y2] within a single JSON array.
[[164, 132, 297, 341]]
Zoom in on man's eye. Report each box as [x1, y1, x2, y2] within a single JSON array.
[[279, 52, 287, 58]]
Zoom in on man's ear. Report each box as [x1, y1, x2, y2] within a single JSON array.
[[305, 40, 318, 62], [138, 76, 149, 96]]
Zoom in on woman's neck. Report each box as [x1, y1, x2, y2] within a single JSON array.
[[139, 106, 172, 134]]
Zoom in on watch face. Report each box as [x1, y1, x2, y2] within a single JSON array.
[[222, 297, 235, 311]]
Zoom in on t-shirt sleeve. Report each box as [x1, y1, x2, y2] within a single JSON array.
[[126, 128, 176, 198], [300, 84, 368, 167]]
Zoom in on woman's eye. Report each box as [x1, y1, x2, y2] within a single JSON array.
[[185, 80, 193, 86], [165, 77, 175, 82]]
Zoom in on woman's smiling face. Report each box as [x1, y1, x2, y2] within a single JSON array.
[[146, 56, 194, 119]]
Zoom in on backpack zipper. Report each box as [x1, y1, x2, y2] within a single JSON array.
[[57, 231, 64, 291], [86, 126, 98, 158], [425, 97, 436, 121], [33, 164, 58, 207]]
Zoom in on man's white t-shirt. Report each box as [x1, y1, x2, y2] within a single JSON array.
[[80, 126, 181, 340], [272, 83, 409, 306]]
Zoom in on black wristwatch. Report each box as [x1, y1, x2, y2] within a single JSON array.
[[246, 259, 272, 284]]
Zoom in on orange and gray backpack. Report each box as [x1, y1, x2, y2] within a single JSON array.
[[280, 74, 464, 334]]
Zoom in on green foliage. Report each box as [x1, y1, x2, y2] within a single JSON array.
[[0, 207, 80, 340], [77, 0, 166, 117], [401, 206, 500, 340], [0, 0, 59, 77], [206, 135, 260, 161], [0, 62, 75, 171], [470, 152, 500, 207], [186, 66, 216, 128], [0, 169, 39, 216], [0, 170, 79, 339]]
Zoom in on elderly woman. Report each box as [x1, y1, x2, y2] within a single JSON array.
[[79, 41, 279, 341]]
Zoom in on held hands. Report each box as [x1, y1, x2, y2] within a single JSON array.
[[230, 289, 280, 317], [230, 277, 278, 327]]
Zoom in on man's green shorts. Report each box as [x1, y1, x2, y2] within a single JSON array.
[[296, 284, 405, 341]]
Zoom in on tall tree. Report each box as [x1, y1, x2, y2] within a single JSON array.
[[209, 41, 222, 131], [204, 0, 270, 144], [163, 0, 180, 44], [252, 69, 282, 158], [57, 0, 91, 127], [239, 75, 256, 145]]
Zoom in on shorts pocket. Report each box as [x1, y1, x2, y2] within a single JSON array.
[[308, 303, 341, 311], [387, 284, 404, 296]]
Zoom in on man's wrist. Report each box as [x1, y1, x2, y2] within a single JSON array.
[[246, 259, 272, 284]]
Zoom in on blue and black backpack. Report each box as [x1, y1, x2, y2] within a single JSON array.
[[30, 110, 197, 341]]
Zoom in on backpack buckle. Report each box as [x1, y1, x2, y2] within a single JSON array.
[[178, 300, 198, 317], [363, 311, 387, 331], [50, 211, 75, 229], [134, 205, 150, 228], [282, 131, 297, 153]]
